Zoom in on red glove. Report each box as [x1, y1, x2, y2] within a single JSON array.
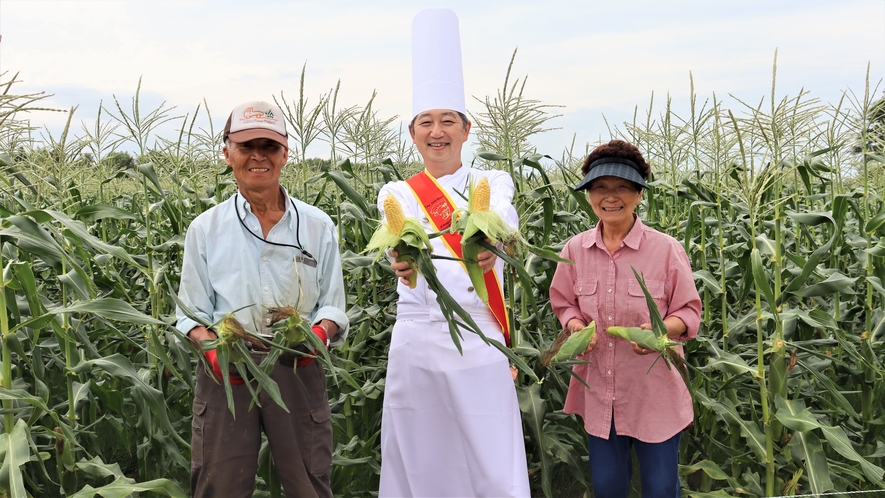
[[296, 325, 329, 367], [204, 349, 245, 384]]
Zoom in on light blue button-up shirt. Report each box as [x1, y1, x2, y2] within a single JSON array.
[[176, 188, 349, 345]]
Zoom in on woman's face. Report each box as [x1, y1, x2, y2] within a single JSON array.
[[587, 176, 643, 226]]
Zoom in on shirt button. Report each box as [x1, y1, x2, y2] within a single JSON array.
[[609, 343, 613, 347], [607, 370, 612, 375], [608, 316, 613, 321], [607, 289, 612, 293], [264, 286, 269, 291], [262, 256, 268, 261], [265, 318, 271, 324], [467, 286, 475, 292], [578, 287, 582, 292]]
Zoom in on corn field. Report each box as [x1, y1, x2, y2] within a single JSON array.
[[0, 55, 883, 497]]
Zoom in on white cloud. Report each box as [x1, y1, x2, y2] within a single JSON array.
[[1, 0, 882, 159]]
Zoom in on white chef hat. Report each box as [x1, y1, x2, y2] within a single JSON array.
[[411, 8, 465, 120]]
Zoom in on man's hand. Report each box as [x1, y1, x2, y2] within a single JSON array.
[[296, 322, 337, 367], [475, 246, 497, 273], [189, 326, 245, 384], [187, 325, 217, 345], [390, 249, 414, 285], [203, 349, 245, 384]]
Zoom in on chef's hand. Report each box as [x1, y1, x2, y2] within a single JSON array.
[[389, 250, 414, 285]]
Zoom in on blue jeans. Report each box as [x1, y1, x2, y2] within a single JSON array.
[[587, 418, 682, 498]]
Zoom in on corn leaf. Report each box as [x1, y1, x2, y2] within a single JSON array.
[[0, 420, 31, 498], [71, 354, 187, 446], [788, 431, 834, 494], [50, 297, 165, 325], [69, 476, 187, 498]]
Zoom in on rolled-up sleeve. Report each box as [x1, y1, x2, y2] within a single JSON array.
[[665, 243, 701, 340], [549, 241, 585, 329], [487, 171, 518, 230], [176, 223, 214, 336]]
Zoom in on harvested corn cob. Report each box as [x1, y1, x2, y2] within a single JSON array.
[[542, 321, 597, 365], [217, 313, 264, 359], [365, 195, 432, 289], [458, 177, 518, 303], [606, 326, 675, 352], [268, 306, 310, 346]]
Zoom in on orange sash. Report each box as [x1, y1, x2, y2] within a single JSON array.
[[406, 171, 511, 346]]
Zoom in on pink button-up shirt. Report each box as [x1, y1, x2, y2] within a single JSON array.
[[550, 216, 701, 443]]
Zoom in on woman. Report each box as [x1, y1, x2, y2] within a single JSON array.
[[550, 140, 701, 498]]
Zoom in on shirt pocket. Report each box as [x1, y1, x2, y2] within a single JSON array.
[[574, 277, 599, 322], [280, 256, 320, 316], [626, 278, 666, 324]]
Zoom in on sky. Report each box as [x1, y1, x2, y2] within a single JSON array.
[[1, 0, 884, 163]]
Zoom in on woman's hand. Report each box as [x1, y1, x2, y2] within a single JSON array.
[[567, 319, 598, 355], [630, 317, 688, 354], [630, 322, 656, 355], [389, 249, 414, 285]]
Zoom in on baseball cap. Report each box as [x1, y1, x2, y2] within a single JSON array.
[[574, 157, 649, 191], [223, 101, 288, 147]]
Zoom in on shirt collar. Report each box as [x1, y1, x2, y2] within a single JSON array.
[[584, 214, 645, 251], [429, 165, 469, 188], [236, 186, 293, 223]]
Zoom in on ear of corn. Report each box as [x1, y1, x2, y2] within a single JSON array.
[[544, 321, 597, 364], [469, 177, 491, 212], [459, 177, 518, 303], [268, 307, 310, 346], [384, 195, 406, 235], [605, 325, 674, 351], [365, 195, 432, 289]]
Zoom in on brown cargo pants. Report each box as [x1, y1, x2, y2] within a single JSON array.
[[190, 355, 333, 498]]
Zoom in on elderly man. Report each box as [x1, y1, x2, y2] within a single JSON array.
[[377, 9, 531, 497], [176, 100, 348, 498]]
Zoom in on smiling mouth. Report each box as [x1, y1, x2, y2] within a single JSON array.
[[603, 207, 623, 212], [429, 142, 448, 148], [248, 168, 270, 172]]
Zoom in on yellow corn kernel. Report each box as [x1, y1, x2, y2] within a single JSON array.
[[472, 177, 490, 212], [384, 195, 406, 235]]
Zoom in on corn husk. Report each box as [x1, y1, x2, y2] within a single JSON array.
[[456, 177, 518, 303], [542, 321, 597, 365], [365, 195, 432, 289], [267, 306, 310, 347], [606, 326, 675, 351]]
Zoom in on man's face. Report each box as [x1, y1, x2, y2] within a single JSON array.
[[223, 138, 288, 194], [409, 109, 470, 172]]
